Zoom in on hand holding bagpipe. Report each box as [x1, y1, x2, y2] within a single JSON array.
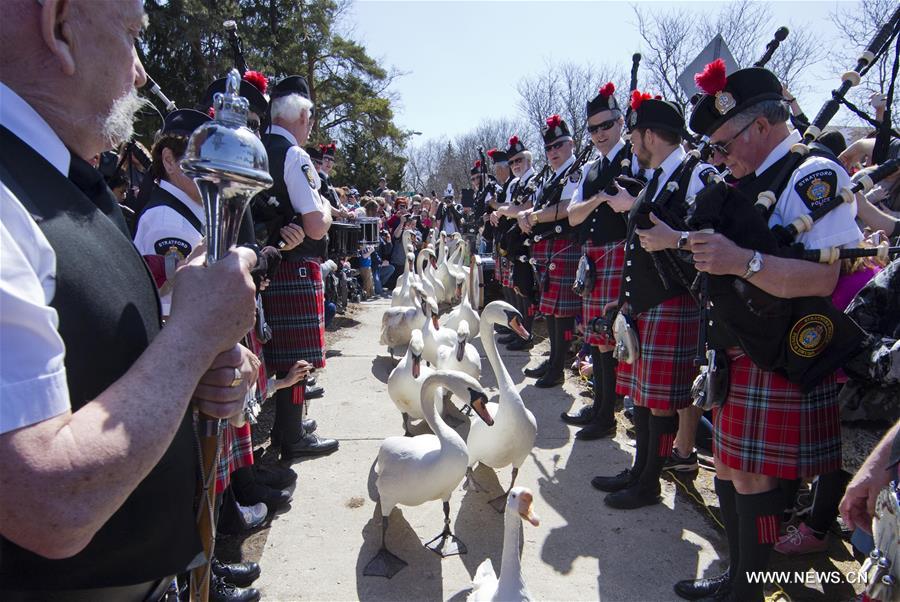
[[598, 175, 644, 213]]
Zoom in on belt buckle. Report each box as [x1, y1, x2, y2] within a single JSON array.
[[298, 266, 308, 277]]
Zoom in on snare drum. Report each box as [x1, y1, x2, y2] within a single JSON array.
[[328, 222, 361, 258], [359, 217, 380, 245]]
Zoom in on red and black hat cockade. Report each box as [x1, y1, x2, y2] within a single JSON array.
[[627, 90, 684, 134], [199, 70, 270, 118], [689, 59, 784, 137], [320, 141, 337, 159], [542, 114, 572, 145], [486, 148, 508, 164], [505, 135, 527, 158], [470, 159, 483, 176], [586, 82, 620, 118]]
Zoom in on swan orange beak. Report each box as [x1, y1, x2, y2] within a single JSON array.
[[432, 314, 440, 329], [509, 315, 530, 340], [517, 491, 540, 526], [470, 394, 493, 426]]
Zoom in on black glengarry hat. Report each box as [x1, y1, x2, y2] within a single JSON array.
[[628, 91, 684, 135], [486, 148, 508, 164], [470, 160, 483, 176], [306, 145, 324, 161], [161, 108, 212, 137], [200, 71, 269, 118], [542, 114, 572, 145], [506, 135, 527, 158], [688, 60, 784, 136], [270, 75, 310, 101], [587, 82, 620, 118]]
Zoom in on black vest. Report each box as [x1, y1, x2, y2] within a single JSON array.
[[318, 173, 341, 209], [0, 127, 201, 589], [531, 165, 576, 240], [579, 144, 633, 245], [137, 183, 204, 235], [256, 132, 327, 260]]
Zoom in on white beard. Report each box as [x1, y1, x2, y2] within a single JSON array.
[[100, 89, 150, 148]]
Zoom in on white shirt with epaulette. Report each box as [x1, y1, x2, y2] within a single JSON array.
[[268, 125, 328, 216]]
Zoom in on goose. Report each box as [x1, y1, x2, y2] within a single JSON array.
[[381, 284, 429, 357], [467, 487, 540, 602], [436, 321, 481, 381], [465, 301, 536, 512], [364, 370, 494, 578], [421, 295, 459, 366], [387, 329, 435, 434], [441, 256, 480, 339]]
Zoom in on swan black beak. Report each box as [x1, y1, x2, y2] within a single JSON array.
[[456, 341, 465, 362], [468, 392, 493, 426], [412, 354, 421, 379]]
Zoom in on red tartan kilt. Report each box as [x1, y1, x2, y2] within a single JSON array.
[[261, 258, 326, 371], [216, 422, 254, 494], [618, 293, 699, 411], [713, 350, 841, 480], [582, 241, 625, 346], [534, 236, 580, 317], [501, 255, 513, 288]]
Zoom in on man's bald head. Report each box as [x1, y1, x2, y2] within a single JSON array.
[[1, 0, 148, 159]]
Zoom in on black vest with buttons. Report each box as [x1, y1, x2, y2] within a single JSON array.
[[579, 143, 633, 245], [0, 127, 202, 589], [531, 166, 575, 241]]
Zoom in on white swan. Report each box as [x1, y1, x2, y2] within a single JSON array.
[[391, 251, 417, 308], [436, 321, 481, 381], [421, 295, 459, 366], [415, 249, 438, 302], [387, 329, 435, 434], [364, 370, 494, 578], [381, 284, 428, 357], [465, 301, 536, 511], [441, 256, 480, 339], [467, 487, 540, 602], [421, 247, 446, 305]]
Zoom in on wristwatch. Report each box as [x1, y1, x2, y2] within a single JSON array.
[[741, 251, 764, 280], [530, 212, 540, 225], [676, 231, 690, 250]]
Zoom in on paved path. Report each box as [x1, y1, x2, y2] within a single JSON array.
[[255, 298, 725, 601]]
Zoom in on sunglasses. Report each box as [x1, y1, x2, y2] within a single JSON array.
[[247, 119, 261, 132], [587, 118, 618, 134], [544, 140, 566, 152], [509, 156, 525, 166], [708, 119, 754, 158]]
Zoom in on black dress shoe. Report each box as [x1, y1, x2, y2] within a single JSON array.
[[211, 574, 260, 602], [506, 335, 534, 351], [523, 359, 550, 378], [575, 421, 617, 440], [302, 418, 318, 433], [234, 481, 292, 510], [281, 432, 339, 460], [604, 484, 661, 509], [560, 404, 594, 426], [591, 469, 636, 492], [211, 558, 261, 588], [305, 384, 325, 399], [673, 571, 731, 600], [253, 464, 297, 489], [534, 372, 564, 388], [497, 333, 518, 345]]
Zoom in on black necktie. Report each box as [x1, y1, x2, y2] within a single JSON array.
[[643, 167, 664, 203], [67, 153, 130, 234], [601, 157, 610, 171]]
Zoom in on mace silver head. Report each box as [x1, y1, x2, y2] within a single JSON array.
[[181, 69, 273, 263]]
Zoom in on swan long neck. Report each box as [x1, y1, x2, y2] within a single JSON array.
[[416, 253, 427, 277], [497, 508, 525, 594], [480, 310, 514, 395], [420, 378, 457, 445]]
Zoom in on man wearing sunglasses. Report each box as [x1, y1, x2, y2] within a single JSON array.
[[493, 135, 539, 350], [518, 115, 581, 388], [565, 82, 646, 441], [665, 64, 862, 602], [589, 93, 716, 513]]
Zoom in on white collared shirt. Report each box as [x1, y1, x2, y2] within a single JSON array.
[[539, 154, 579, 204], [571, 139, 645, 204], [133, 180, 206, 315], [269, 125, 327, 216], [0, 82, 70, 433], [648, 146, 714, 204], [757, 131, 861, 250]]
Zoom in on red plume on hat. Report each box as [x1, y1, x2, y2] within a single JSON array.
[[508, 135, 520, 146], [486, 148, 498, 159], [327, 142, 336, 151], [599, 82, 615, 98], [630, 90, 652, 111], [207, 106, 216, 119], [694, 59, 727, 96], [474, 160, 481, 169], [318, 143, 328, 153], [242, 70, 268, 94], [545, 114, 562, 129]]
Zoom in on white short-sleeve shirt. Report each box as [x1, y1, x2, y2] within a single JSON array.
[[0, 83, 71, 433], [268, 125, 328, 216]]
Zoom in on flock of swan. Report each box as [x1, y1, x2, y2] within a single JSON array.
[[371, 231, 541, 600]]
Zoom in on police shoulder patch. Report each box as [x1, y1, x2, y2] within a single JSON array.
[[301, 163, 317, 189], [568, 168, 583, 184], [697, 166, 719, 186], [154, 237, 192, 260], [794, 168, 836, 212]]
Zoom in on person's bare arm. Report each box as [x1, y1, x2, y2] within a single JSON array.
[[840, 421, 900, 533], [856, 191, 900, 234], [0, 249, 258, 559], [301, 208, 332, 241], [568, 193, 604, 226]]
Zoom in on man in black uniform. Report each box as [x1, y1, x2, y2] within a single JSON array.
[[0, 0, 259, 598]]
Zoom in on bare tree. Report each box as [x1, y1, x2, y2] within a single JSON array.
[[696, 0, 772, 69], [632, 5, 698, 109], [766, 28, 826, 95], [516, 60, 625, 152], [830, 0, 899, 126]]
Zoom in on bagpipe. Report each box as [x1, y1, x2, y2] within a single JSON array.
[[527, 143, 595, 245], [499, 165, 547, 304]]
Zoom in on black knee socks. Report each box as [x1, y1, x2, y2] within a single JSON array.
[[630, 406, 651, 478], [733, 488, 784, 601], [549, 316, 574, 375], [637, 413, 676, 493], [590, 347, 617, 426], [807, 470, 851, 536], [544, 314, 557, 369], [714, 477, 741, 582], [273, 385, 303, 445]]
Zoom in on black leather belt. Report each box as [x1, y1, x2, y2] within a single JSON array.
[[2, 576, 173, 602]]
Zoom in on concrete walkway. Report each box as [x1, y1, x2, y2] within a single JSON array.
[[254, 298, 725, 601]]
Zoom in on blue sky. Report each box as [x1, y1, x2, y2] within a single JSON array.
[[348, 1, 861, 141]]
